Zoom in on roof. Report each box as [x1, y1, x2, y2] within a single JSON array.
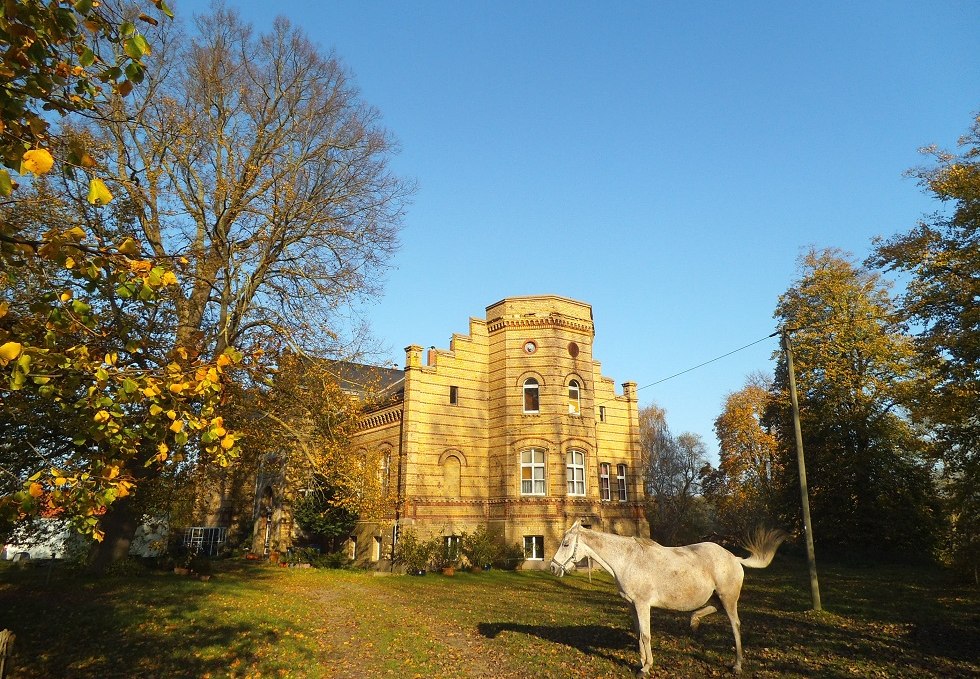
[[325, 360, 404, 402]]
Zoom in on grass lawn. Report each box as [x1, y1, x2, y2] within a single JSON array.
[[0, 557, 977, 678]]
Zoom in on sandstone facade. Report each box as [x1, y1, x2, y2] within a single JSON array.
[[351, 295, 649, 569]]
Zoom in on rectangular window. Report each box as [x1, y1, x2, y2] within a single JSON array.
[[449, 385, 458, 405], [566, 450, 586, 496], [599, 462, 611, 501], [617, 464, 628, 501], [598, 405, 605, 422], [520, 448, 546, 495], [444, 535, 461, 561], [348, 536, 357, 561], [372, 535, 382, 561], [524, 535, 544, 560]]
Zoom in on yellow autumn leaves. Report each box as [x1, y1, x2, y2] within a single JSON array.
[[87, 177, 113, 205], [4, 148, 113, 205], [0, 341, 23, 366], [22, 148, 54, 175]]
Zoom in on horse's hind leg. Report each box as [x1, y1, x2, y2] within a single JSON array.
[[717, 592, 743, 674], [633, 602, 653, 676], [690, 604, 718, 631]]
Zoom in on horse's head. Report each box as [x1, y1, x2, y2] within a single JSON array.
[[549, 521, 582, 577]]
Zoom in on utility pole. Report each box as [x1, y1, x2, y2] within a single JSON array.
[[782, 329, 822, 612]]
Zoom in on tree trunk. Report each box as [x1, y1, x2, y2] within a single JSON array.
[[87, 494, 141, 574]]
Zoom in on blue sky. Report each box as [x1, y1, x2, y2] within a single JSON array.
[[178, 1, 979, 462]]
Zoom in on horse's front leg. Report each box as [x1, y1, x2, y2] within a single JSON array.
[[633, 601, 653, 677]]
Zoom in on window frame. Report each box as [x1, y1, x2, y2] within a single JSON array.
[[567, 379, 581, 415], [523, 378, 540, 414], [449, 385, 458, 405], [599, 462, 611, 501], [566, 449, 586, 496], [524, 535, 545, 561], [617, 463, 628, 502], [380, 449, 392, 494], [520, 448, 546, 496], [444, 535, 461, 561]]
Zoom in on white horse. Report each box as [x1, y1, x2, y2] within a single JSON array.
[[550, 522, 787, 675]]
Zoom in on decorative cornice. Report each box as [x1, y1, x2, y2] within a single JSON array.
[[358, 406, 403, 431], [486, 314, 594, 336]]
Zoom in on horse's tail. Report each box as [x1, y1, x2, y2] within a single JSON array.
[[737, 527, 788, 569]]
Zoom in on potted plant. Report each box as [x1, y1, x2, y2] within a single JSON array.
[[431, 537, 460, 576]]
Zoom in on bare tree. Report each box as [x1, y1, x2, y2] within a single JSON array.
[[95, 6, 413, 358], [639, 405, 711, 545]]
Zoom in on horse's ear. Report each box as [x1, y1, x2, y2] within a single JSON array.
[[570, 520, 581, 529]]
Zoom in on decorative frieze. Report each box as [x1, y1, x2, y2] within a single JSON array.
[[486, 314, 594, 336]]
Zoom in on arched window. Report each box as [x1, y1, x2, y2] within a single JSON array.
[[442, 454, 461, 499], [523, 378, 540, 414], [566, 450, 586, 496], [520, 448, 545, 495], [568, 379, 581, 415], [380, 448, 392, 494]]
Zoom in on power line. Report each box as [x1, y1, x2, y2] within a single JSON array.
[[635, 332, 780, 395]]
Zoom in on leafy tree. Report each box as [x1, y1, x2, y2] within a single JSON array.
[[769, 248, 942, 561], [76, 7, 408, 562], [292, 480, 358, 553], [4, 4, 410, 567], [0, 1, 241, 562], [869, 112, 980, 574], [203, 353, 396, 556], [640, 404, 711, 545], [0, 0, 172, 178], [707, 373, 782, 536]]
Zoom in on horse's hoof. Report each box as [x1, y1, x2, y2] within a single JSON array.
[[690, 618, 700, 632]]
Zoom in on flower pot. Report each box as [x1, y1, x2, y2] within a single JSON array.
[[441, 567, 455, 576]]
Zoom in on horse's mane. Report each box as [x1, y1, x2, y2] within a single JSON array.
[[632, 536, 659, 548]]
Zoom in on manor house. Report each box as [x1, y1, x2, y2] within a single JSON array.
[[345, 295, 649, 569]]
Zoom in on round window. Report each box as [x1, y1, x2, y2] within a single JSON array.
[[568, 342, 579, 358]]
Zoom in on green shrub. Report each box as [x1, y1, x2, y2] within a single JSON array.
[[461, 525, 497, 569], [313, 551, 353, 569], [188, 554, 213, 575], [494, 542, 526, 571], [393, 529, 434, 574]]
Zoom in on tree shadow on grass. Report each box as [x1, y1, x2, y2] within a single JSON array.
[[477, 621, 636, 670], [0, 561, 308, 679]]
